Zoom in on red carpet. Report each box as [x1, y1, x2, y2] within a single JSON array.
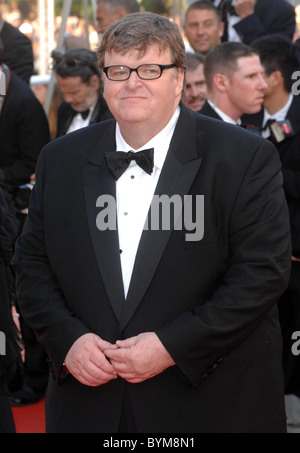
[[12, 398, 46, 433]]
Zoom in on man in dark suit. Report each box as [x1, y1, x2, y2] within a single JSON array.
[[200, 41, 267, 125], [0, 39, 50, 406], [242, 35, 300, 403], [0, 41, 49, 193], [52, 48, 112, 137], [0, 1, 33, 84], [13, 12, 291, 433], [213, 0, 296, 44]]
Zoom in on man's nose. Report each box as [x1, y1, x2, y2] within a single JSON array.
[[258, 75, 268, 91], [64, 94, 74, 103], [196, 25, 205, 35], [125, 70, 143, 87]]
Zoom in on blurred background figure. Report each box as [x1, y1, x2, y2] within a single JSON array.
[[64, 15, 90, 51], [183, 0, 224, 55], [211, 0, 296, 44], [0, 38, 49, 206], [0, 0, 33, 84], [0, 170, 21, 433], [52, 48, 112, 137], [95, 0, 140, 35], [0, 37, 50, 407], [182, 52, 207, 111]]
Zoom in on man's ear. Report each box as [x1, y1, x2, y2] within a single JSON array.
[[114, 7, 128, 21], [213, 73, 229, 92], [219, 21, 225, 40], [89, 74, 101, 90], [268, 70, 283, 89]]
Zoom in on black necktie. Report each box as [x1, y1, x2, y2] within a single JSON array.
[[262, 119, 276, 132], [104, 148, 154, 180]]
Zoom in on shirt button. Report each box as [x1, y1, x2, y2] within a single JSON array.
[[124, 212, 128, 216], [131, 175, 135, 179]]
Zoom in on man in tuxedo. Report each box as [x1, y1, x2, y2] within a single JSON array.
[[0, 0, 33, 84], [200, 41, 267, 125], [0, 40, 49, 194], [0, 38, 50, 407], [95, 0, 140, 35], [212, 0, 296, 44], [182, 52, 208, 111], [13, 12, 291, 433], [242, 35, 300, 402], [53, 48, 112, 137], [183, 1, 225, 55]]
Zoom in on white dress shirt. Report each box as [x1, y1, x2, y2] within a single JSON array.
[[66, 102, 96, 134], [262, 93, 293, 138], [116, 106, 180, 298]]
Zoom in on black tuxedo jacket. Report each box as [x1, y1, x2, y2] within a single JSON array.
[[0, 21, 34, 84], [13, 105, 291, 433], [0, 70, 50, 188], [243, 96, 300, 256], [233, 0, 296, 45], [200, 100, 223, 121], [56, 96, 113, 137]]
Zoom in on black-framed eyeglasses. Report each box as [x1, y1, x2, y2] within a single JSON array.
[[102, 64, 178, 81]]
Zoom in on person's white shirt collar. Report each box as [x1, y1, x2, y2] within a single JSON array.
[[207, 99, 241, 125], [263, 93, 293, 127]]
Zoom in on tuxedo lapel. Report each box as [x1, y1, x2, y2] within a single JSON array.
[[82, 122, 125, 321], [119, 106, 203, 331]]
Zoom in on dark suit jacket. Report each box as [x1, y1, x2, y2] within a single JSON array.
[[233, 0, 296, 45], [0, 21, 34, 84], [200, 100, 223, 121], [0, 69, 50, 188], [56, 96, 113, 137], [13, 105, 291, 433], [243, 96, 300, 257]]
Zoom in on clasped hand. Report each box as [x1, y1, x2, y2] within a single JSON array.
[[64, 332, 175, 387]]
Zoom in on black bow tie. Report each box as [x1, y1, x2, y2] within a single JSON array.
[[70, 106, 90, 120], [104, 148, 154, 180]]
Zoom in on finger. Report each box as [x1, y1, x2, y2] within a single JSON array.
[[104, 347, 128, 363], [115, 370, 144, 384], [89, 349, 118, 375], [115, 338, 135, 348], [79, 362, 118, 386], [96, 337, 119, 351]]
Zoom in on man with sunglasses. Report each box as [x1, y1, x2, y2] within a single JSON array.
[[53, 48, 112, 137], [13, 12, 291, 433]]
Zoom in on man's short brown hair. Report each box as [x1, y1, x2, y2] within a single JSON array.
[[97, 12, 186, 72]]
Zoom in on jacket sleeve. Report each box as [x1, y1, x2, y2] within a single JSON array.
[[12, 148, 91, 380], [234, 3, 296, 45]]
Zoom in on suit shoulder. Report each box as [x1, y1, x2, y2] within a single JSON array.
[[195, 111, 265, 146], [42, 119, 115, 158]]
